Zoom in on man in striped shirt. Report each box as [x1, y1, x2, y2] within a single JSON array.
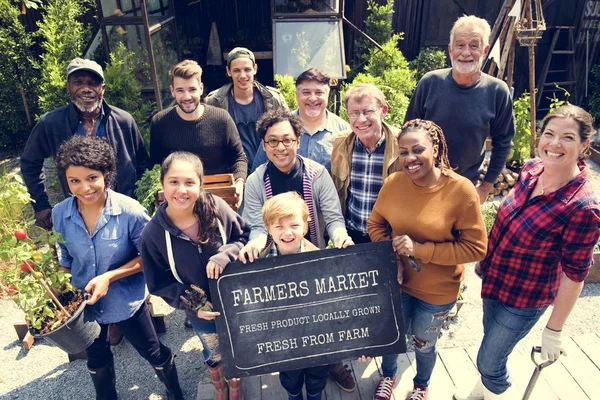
[[331, 83, 402, 244]]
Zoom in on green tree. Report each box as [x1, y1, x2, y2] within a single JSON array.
[[0, 0, 39, 151], [103, 43, 153, 147], [409, 47, 447, 82], [37, 0, 92, 114], [353, 0, 394, 71], [274, 74, 298, 111]]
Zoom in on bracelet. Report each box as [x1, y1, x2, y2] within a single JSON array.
[[546, 326, 562, 333]]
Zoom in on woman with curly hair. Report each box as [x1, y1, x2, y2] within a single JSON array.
[[140, 151, 250, 400], [455, 105, 600, 400], [368, 119, 487, 400], [52, 135, 183, 399]]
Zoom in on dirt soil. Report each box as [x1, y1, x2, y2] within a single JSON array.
[[32, 291, 85, 335]]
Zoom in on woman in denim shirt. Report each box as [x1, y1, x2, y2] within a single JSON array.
[[52, 136, 183, 400]]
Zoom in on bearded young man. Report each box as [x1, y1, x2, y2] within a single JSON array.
[[21, 58, 150, 230], [405, 15, 515, 204], [149, 59, 247, 208]]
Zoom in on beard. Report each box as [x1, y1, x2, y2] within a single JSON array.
[[176, 98, 200, 114], [72, 94, 102, 114], [451, 57, 483, 76]]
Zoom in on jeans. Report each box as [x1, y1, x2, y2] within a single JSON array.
[[279, 365, 330, 397], [86, 302, 171, 369], [188, 319, 222, 367], [477, 298, 547, 394], [381, 292, 455, 388]]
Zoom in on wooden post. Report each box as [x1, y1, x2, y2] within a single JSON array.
[[529, 46, 537, 158]]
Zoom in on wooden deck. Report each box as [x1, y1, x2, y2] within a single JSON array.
[[197, 333, 600, 399]]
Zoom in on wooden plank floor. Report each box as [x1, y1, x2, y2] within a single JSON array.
[[210, 333, 600, 399]]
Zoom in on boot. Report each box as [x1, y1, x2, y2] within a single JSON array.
[[153, 353, 184, 400], [287, 390, 303, 400], [228, 377, 243, 400], [89, 361, 118, 400], [207, 364, 229, 400], [454, 377, 484, 400], [483, 384, 516, 399]]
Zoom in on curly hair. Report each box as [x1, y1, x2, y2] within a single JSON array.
[[399, 119, 452, 172], [160, 152, 222, 245], [539, 104, 595, 159], [55, 136, 116, 188], [256, 108, 304, 140]]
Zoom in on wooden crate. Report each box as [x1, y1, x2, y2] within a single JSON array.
[[155, 173, 237, 210]]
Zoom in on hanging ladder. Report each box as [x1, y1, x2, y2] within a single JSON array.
[[536, 26, 576, 113]]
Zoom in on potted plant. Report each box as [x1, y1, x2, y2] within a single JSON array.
[[0, 226, 100, 353]]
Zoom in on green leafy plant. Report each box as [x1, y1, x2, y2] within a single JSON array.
[[135, 164, 162, 216], [0, 170, 33, 238], [103, 42, 154, 147], [0, 228, 81, 333], [37, 0, 92, 114], [509, 92, 531, 166], [409, 47, 447, 82], [0, 0, 39, 151], [481, 202, 499, 235], [274, 74, 298, 110]]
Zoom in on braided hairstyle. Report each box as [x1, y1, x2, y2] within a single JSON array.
[[399, 119, 452, 173], [160, 152, 222, 245]]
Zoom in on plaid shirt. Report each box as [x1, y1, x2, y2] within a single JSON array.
[[345, 135, 386, 233], [481, 159, 600, 308]]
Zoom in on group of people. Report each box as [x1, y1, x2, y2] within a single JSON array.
[[18, 13, 599, 400]]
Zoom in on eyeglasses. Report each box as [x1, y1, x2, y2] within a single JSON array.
[[348, 109, 379, 120], [264, 138, 297, 148]]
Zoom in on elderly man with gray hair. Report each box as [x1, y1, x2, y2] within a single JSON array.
[[405, 15, 515, 204], [331, 83, 402, 246]]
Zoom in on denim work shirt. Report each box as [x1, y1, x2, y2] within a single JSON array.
[[52, 190, 150, 324]]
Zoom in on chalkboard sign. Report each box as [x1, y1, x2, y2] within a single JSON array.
[[209, 241, 406, 378]]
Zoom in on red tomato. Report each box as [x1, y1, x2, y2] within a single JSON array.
[[14, 229, 27, 241], [19, 260, 35, 273]]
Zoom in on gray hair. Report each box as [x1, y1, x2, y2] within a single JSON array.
[[449, 15, 491, 48]]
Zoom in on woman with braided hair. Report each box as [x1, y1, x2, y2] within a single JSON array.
[[368, 119, 487, 400]]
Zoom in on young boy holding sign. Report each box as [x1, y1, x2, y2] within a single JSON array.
[[247, 191, 329, 400]]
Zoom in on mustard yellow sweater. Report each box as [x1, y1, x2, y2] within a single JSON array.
[[368, 170, 487, 305]]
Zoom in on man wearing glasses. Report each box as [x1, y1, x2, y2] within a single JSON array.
[[240, 108, 353, 257], [331, 83, 402, 245]]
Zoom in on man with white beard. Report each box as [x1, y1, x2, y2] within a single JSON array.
[[21, 58, 149, 229], [405, 15, 515, 204]]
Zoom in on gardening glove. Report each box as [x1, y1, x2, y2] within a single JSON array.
[[541, 326, 565, 361], [35, 208, 53, 230]]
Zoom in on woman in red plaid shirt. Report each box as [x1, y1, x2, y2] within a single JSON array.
[[456, 105, 600, 400]]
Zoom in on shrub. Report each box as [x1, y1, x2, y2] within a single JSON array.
[[409, 47, 447, 82], [274, 74, 298, 110], [37, 0, 93, 114], [0, 0, 39, 151], [0, 169, 33, 238], [103, 43, 154, 147], [510, 92, 531, 165], [135, 164, 162, 216]]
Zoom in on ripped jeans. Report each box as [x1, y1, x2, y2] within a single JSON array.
[[187, 319, 222, 367], [381, 292, 455, 388]]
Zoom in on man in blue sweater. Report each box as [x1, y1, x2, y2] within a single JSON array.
[[405, 15, 515, 204]]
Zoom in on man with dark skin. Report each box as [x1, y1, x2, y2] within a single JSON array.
[[21, 58, 149, 230]]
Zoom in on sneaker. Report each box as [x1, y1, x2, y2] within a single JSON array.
[[329, 362, 356, 392], [373, 376, 396, 400], [407, 385, 428, 400]]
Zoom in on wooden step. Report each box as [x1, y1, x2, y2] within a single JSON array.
[[544, 80, 576, 86]]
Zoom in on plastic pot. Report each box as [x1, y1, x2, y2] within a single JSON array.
[[33, 298, 100, 354]]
